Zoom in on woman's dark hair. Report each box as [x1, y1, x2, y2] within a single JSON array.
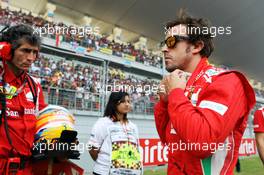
[[104, 91, 129, 122], [0, 24, 41, 57], [165, 9, 214, 57]]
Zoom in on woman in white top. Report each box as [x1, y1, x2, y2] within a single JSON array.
[[89, 91, 142, 175]]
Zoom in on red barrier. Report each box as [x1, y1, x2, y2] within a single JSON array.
[[139, 139, 168, 166], [238, 138, 257, 156], [139, 138, 257, 166]]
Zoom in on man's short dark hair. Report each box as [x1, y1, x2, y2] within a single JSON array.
[[0, 24, 41, 56], [165, 9, 214, 58]]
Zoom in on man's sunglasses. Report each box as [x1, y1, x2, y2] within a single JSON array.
[[160, 35, 190, 48]]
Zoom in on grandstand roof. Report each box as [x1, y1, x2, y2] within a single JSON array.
[[7, 0, 264, 82]]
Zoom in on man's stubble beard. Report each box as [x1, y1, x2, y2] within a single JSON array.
[[165, 45, 191, 73]]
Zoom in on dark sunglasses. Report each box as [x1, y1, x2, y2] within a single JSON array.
[[160, 35, 190, 48]]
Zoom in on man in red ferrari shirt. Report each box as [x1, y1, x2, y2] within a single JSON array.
[[154, 10, 256, 174], [0, 24, 47, 174], [253, 107, 264, 165]]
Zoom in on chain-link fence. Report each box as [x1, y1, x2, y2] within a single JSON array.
[[43, 87, 156, 116]]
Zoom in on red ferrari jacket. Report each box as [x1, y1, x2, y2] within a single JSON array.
[[0, 62, 47, 158], [154, 58, 256, 175], [32, 159, 84, 175], [254, 107, 264, 133]]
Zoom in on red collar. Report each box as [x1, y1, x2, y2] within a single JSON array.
[[186, 57, 210, 87], [2, 62, 27, 84]]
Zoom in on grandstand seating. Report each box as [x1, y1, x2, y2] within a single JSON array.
[[0, 8, 162, 69]]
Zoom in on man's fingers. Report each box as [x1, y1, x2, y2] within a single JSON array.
[[158, 84, 166, 94], [171, 69, 181, 75], [161, 76, 169, 83], [158, 77, 169, 94], [170, 70, 191, 82]]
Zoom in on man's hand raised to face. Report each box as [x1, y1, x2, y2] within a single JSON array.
[[164, 69, 190, 94], [158, 78, 168, 103]]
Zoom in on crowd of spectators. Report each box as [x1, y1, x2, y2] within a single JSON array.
[[29, 55, 102, 93], [29, 54, 159, 113], [108, 67, 159, 99], [29, 54, 102, 111], [96, 37, 162, 68], [0, 7, 162, 68], [107, 66, 159, 113]]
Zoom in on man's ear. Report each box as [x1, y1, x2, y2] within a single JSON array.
[[191, 41, 204, 54]]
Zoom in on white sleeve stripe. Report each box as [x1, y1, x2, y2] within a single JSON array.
[[198, 100, 228, 116]]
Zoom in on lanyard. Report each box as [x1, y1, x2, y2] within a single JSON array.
[[121, 123, 130, 143], [0, 69, 37, 103], [4, 80, 27, 97], [0, 70, 27, 99]]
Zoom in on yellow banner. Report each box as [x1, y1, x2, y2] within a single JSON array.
[[99, 47, 113, 55], [124, 54, 136, 61]]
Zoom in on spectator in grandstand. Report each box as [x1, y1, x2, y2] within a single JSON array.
[[30, 60, 41, 73], [253, 106, 264, 165], [50, 71, 63, 87], [76, 81, 84, 109], [0, 24, 47, 174], [154, 10, 256, 174], [137, 92, 150, 113], [255, 88, 264, 99], [42, 61, 52, 76], [88, 91, 142, 175]]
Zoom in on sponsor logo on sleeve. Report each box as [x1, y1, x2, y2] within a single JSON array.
[[198, 100, 228, 116]]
